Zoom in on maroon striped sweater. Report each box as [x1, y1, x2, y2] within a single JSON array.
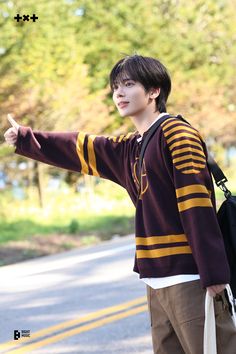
[[15, 116, 230, 288]]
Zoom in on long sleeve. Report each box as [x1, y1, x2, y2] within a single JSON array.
[[15, 126, 135, 188], [160, 118, 230, 288]]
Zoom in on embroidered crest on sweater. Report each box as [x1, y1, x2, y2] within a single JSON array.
[[132, 156, 149, 199]]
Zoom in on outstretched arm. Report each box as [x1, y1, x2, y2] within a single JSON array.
[[4, 114, 134, 188]]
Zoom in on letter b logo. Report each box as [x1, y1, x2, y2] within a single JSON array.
[[14, 330, 21, 340]]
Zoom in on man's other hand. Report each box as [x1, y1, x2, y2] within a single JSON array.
[[206, 284, 226, 297]]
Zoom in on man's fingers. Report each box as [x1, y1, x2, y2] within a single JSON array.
[[207, 288, 215, 297], [207, 284, 226, 297], [4, 127, 17, 138], [4, 115, 19, 147], [4, 126, 18, 147], [5, 134, 17, 145], [7, 114, 19, 129]]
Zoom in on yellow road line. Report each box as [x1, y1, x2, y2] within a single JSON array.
[[0, 296, 146, 352], [5, 305, 148, 354]]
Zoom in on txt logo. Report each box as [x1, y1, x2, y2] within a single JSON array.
[[14, 14, 38, 22]]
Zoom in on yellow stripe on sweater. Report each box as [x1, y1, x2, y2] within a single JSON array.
[[136, 246, 192, 259], [182, 169, 201, 174], [76, 132, 89, 174], [172, 146, 205, 158], [176, 184, 211, 198], [107, 132, 134, 142], [169, 139, 203, 152], [175, 161, 205, 170], [161, 118, 189, 131], [123, 132, 134, 140], [166, 132, 201, 145], [87, 135, 100, 176], [136, 234, 187, 246], [164, 125, 200, 139], [178, 197, 213, 212], [118, 135, 125, 142], [173, 155, 205, 164]]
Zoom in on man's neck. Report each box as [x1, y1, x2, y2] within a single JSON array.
[[131, 110, 168, 136]]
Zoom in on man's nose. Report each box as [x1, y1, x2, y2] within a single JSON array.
[[115, 86, 125, 97]]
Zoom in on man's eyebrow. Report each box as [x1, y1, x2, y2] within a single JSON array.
[[113, 77, 133, 85], [122, 77, 132, 82]]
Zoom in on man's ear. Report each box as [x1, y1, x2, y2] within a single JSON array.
[[149, 87, 160, 99]]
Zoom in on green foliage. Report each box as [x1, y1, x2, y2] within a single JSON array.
[[1, 0, 236, 139], [0, 219, 62, 244], [0, 0, 236, 223], [68, 219, 80, 234], [0, 180, 135, 244]]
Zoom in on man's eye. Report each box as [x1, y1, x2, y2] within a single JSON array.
[[112, 82, 134, 91]]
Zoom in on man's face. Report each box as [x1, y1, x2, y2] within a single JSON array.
[[112, 77, 151, 117]]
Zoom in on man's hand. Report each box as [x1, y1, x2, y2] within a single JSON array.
[[4, 114, 20, 146], [206, 284, 226, 297]]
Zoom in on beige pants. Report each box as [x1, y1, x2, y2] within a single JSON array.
[[146, 280, 236, 354]]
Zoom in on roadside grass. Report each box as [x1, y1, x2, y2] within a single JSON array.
[[0, 215, 135, 244], [0, 179, 135, 244], [0, 171, 235, 266], [0, 176, 235, 244]]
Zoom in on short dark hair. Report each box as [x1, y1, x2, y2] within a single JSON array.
[[109, 54, 171, 113]]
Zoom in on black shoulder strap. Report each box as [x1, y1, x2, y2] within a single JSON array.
[[137, 114, 231, 199], [137, 113, 175, 180]]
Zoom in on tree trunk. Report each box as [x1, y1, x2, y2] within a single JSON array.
[[225, 146, 231, 168], [83, 174, 95, 204], [34, 161, 44, 208]]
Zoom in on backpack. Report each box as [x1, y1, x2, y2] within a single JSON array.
[[137, 113, 236, 298]]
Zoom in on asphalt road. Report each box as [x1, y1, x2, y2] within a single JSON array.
[[0, 235, 153, 354]]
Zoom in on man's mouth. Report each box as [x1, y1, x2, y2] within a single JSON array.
[[118, 102, 129, 108]]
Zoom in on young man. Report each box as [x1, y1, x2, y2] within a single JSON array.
[[4, 54, 236, 353]]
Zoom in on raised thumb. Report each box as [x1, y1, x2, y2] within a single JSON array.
[[7, 114, 19, 129]]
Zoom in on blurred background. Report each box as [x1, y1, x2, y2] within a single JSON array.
[[0, 0, 236, 266]]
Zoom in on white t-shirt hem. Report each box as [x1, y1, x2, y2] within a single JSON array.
[[141, 274, 200, 289]]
